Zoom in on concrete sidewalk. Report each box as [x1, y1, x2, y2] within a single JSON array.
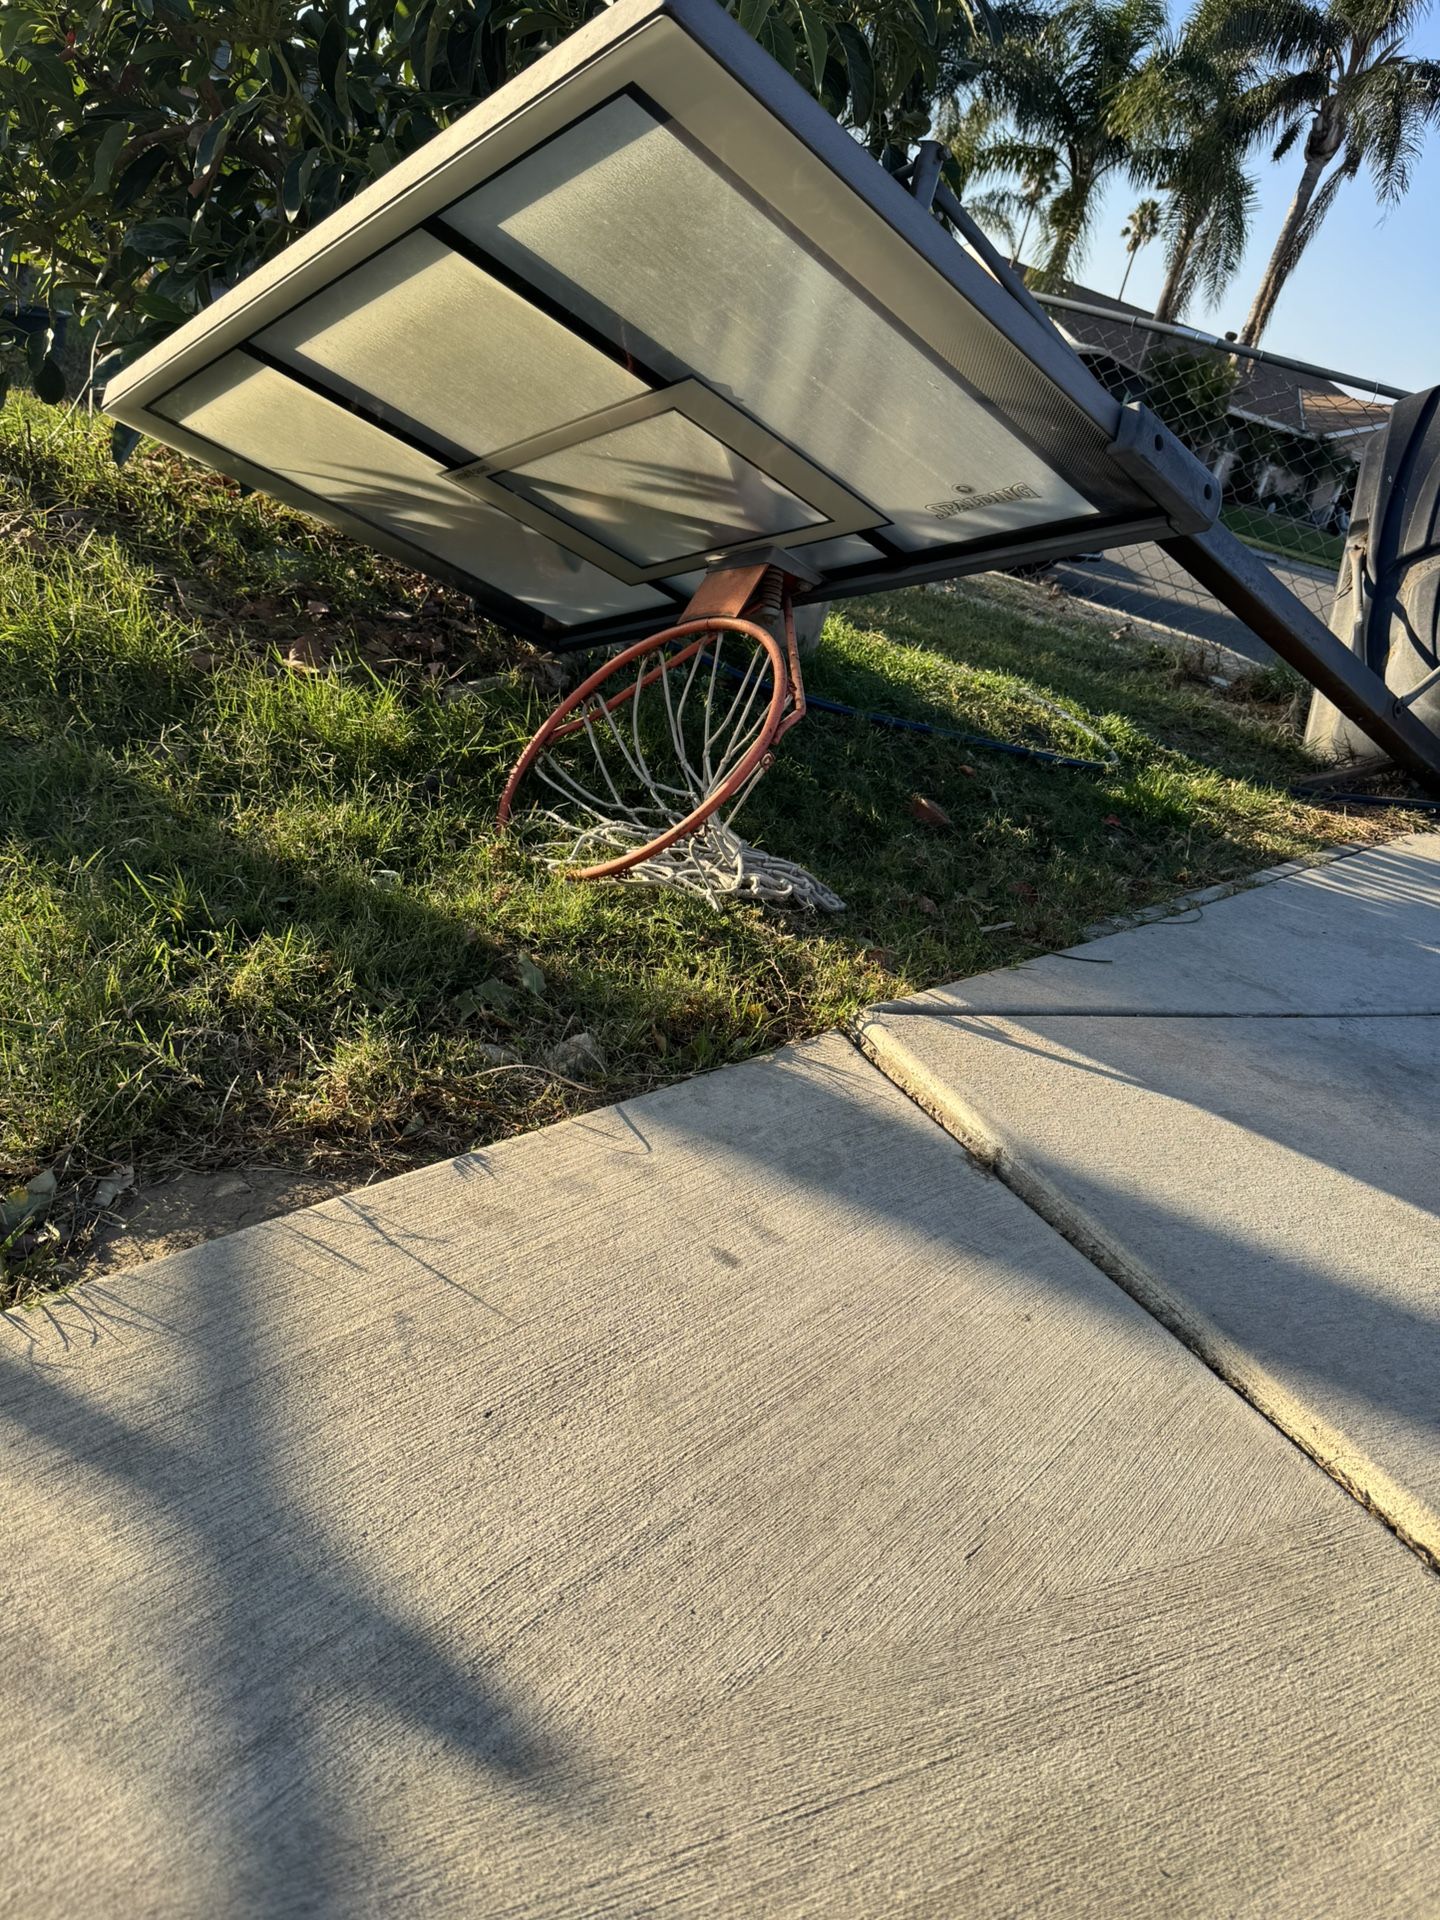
[[4, 858, 1440, 1916], [859, 834, 1440, 1563]]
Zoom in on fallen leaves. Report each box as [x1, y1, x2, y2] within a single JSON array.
[[93, 1165, 136, 1211], [909, 794, 954, 830], [452, 979, 519, 1019], [515, 954, 546, 998], [476, 1042, 522, 1068], [2, 1169, 56, 1234], [285, 632, 332, 673]]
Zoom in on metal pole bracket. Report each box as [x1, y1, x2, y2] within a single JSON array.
[[1108, 404, 1221, 537]]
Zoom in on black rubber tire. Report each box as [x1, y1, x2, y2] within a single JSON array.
[[1308, 385, 1440, 759]]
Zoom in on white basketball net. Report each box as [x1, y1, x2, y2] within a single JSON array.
[[524, 624, 845, 912]]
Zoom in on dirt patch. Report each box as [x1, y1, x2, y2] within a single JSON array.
[[89, 1166, 366, 1276]]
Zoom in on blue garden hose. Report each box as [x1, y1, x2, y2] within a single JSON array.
[[785, 685, 1110, 771], [543, 631, 1109, 771], [1300, 789, 1440, 815]]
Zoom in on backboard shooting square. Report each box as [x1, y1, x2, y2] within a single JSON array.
[[490, 411, 826, 569], [104, 0, 1192, 643], [447, 379, 871, 579]]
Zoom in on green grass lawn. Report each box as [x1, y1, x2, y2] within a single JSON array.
[[1221, 502, 1344, 571], [0, 400, 1410, 1300]]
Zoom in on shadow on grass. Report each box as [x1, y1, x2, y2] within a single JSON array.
[[2, 412, 1358, 1226], [0, 726, 854, 1187], [1, 420, 384, 615], [1, 619, 1331, 1202], [1, 731, 538, 1176], [857, 588, 1311, 749]]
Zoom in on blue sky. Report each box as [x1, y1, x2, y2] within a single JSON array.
[[979, 8, 1440, 391]]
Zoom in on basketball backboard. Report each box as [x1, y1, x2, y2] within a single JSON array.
[[104, 0, 1224, 647]]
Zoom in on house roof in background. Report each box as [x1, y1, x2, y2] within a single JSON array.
[[1038, 277, 1392, 442], [1300, 390, 1393, 436]]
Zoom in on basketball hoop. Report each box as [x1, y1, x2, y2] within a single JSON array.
[[498, 556, 844, 910]]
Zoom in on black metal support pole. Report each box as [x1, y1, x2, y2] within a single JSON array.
[[1163, 523, 1440, 794], [909, 140, 945, 214], [930, 182, 1075, 350]]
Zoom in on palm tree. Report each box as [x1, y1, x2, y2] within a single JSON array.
[[1006, 152, 1061, 266], [1117, 196, 1161, 297], [1116, 22, 1269, 322], [1197, 0, 1440, 344], [962, 0, 1170, 290], [1151, 122, 1259, 322], [942, 141, 1059, 266]]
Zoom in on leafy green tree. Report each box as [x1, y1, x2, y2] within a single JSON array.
[[1142, 345, 1238, 449], [1197, 0, 1440, 343], [0, 0, 986, 406]]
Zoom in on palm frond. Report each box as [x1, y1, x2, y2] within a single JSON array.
[[1186, 0, 1334, 68], [1236, 66, 1331, 141], [961, 185, 1028, 249], [1184, 166, 1258, 305], [1271, 116, 1307, 161], [1032, 170, 1105, 287], [1332, 0, 1432, 57], [932, 91, 997, 180], [966, 132, 1064, 183], [1342, 52, 1440, 199]]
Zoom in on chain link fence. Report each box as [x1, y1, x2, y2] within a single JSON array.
[[1005, 296, 1406, 670]]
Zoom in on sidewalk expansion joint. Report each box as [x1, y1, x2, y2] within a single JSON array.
[[868, 1006, 1440, 1021], [844, 1014, 1440, 1581]]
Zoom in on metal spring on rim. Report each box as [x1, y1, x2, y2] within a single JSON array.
[[745, 565, 786, 631]]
